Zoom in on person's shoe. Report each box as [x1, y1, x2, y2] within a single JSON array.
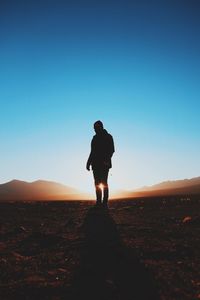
[[102, 202, 108, 209], [95, 201, 102, 207]]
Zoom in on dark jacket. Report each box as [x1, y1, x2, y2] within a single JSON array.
[[87, 129, 115, 169]]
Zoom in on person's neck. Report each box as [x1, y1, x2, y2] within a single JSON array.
[[96, 129, 104, 135]]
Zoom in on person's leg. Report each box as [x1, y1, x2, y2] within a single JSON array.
[[93, 169, 102, 205], [102, 168, 109, 206]]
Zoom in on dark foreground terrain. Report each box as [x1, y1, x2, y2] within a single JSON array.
[[0, 196, 199, 299]]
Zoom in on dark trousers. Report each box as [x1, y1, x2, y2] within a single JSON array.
[[93, 167, 109, 204]]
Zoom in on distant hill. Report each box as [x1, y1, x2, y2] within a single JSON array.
[[138, 177, 200, 191], [126, 177, 200, 198], [0, 180, 89, 201], [1, 176, 200, 201]]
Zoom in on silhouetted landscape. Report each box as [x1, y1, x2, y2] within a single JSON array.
[[2, 0, 200, 298], [1, 177, 200, 201], [0, 180, 90, 201], [121, 177, 200, 198], [0, 179, 200, 299]]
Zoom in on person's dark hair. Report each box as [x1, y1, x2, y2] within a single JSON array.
[[94, 120, 104, 129]]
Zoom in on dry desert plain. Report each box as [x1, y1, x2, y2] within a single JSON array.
[[0, 196, 200, 300]]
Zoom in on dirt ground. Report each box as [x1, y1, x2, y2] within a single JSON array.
[[0, 196, 199, 299]]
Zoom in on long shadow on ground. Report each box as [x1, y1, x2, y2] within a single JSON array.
[[69, 206, 160, 300]]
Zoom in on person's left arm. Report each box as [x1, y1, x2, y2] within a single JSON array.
[[103, 135, 115, 167], [108, 135, 115, 158]]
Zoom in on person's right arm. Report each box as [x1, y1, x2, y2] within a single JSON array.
[[86, 138, 94, 171]]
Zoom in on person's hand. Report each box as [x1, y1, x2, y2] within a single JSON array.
[[86, 162, 91, 171]]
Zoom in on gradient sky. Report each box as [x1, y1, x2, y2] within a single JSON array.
[[1, 0, 200, 194]]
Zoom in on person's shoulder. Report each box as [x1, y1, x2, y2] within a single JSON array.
[[104, 129, 112, 137], [105, 133, 114, 144], [107, 132, 113, 139], [92, 134, 97, 141]]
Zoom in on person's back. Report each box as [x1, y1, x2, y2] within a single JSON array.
[[86, 121, 115, 207], [90, 128, 114, 169]]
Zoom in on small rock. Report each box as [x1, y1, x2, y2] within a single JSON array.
[[20, 226, 26, 232], [58, 268, 67, 273], [182, 216, 192, 223]]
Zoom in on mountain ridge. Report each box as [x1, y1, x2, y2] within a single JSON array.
[[126, 176, 200, 198], [137, 176, 200, 191], [0, 179, 89, 201], [0, 176, 199, 201]]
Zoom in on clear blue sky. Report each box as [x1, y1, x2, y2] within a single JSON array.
[[1, 0, 200, 193]]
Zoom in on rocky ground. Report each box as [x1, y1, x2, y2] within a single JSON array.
[[0, 196, 199, 299]]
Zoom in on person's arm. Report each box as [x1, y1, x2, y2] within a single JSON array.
[[110, 135, 115, 157], [103, 135, 115, 167], [86, 138, 94, 171], [107, 135, 115, 159]]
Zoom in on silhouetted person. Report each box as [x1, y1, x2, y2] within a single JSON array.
[[86, 120, 115, 207]]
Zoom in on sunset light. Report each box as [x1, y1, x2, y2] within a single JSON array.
[[98, 183, 104, 191], [1, 2, 199, 298], [0, 0, 199, 194]]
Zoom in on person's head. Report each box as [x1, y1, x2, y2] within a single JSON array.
[[94, 120, 104, 134]]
